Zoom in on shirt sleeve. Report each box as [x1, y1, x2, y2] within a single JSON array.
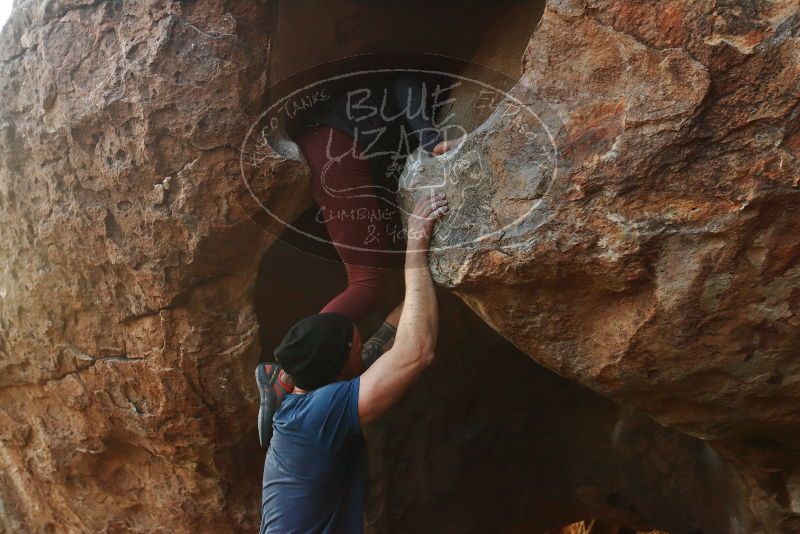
[[309, 377, 362, 450], [393, 75, 444, 153]]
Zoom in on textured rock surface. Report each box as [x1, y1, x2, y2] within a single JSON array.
[[1, 0, 799, 533], [0, 1, 305, 531], [401, 0, 800, 531]]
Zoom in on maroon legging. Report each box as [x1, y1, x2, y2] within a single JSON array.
[[294, 126, 400, 323]]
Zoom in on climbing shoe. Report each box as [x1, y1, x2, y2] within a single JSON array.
[[256, 362, 293, 448]]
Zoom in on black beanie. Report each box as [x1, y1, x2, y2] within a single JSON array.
[[274, 313, 354, 390]]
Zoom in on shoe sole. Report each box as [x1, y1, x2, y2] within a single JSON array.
[[256, 363, 280, 448]]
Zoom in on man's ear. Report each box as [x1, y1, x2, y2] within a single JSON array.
[[279, 371, 293, 387]]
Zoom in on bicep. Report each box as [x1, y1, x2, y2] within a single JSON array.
[[357, 345, 429, 425]]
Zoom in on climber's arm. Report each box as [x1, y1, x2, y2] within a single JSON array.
[[361, 302, 402, 369], [431, 135, 465, 155], [358, 193, 448, 425]]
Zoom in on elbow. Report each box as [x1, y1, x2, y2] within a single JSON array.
[[415, 331, 437, 368], [394, 336, 437, 369], [422, 350, 436, 368], [416, 348, 436, 369]]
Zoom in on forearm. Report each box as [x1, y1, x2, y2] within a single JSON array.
[[356, 251, 438, 423], [356, 193, 446, 424], [393, 249, 438, 359]]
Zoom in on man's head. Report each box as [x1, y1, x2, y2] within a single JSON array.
[[275, 313, 364, 390]]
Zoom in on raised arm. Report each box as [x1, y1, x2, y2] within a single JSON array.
[[358, 192, 448, 424]]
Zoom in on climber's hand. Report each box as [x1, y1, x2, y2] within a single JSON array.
[[432, 135, 465, 156], [407, 192, 448, 252]]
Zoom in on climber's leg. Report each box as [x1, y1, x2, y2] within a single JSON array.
[[295, 126, 398, 324], [256, 126, 397, 448], [320, 264, 387, 323]]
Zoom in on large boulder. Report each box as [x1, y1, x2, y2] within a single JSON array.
[[0, 1, 303, 531], [0, 0, 798, 532], [401, 0, 800, 530]]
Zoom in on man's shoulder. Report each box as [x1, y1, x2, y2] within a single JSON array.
[[308, 377, 360, 402], [281, 378, 359, 410], [276, 378, 362, 442]]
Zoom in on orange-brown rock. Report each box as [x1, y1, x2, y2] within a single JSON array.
[[1, 0, 798, 533], [401, 0, 800, 531]]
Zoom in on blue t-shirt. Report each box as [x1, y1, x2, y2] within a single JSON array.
[[260, 377, 366, 534]]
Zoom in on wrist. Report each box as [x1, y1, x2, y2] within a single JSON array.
[[405, 247, 429, 267], [406, 239, 429, 252], [406, 230, 430, 249]]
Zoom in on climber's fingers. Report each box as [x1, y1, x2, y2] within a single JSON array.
[[416, 201, 448, 224], [432, 135, 466, 156], [427, 199, 449, 220], [420, 198, 448, 219], [409, 192, 449, 239], [413, 192, 446, 219]]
